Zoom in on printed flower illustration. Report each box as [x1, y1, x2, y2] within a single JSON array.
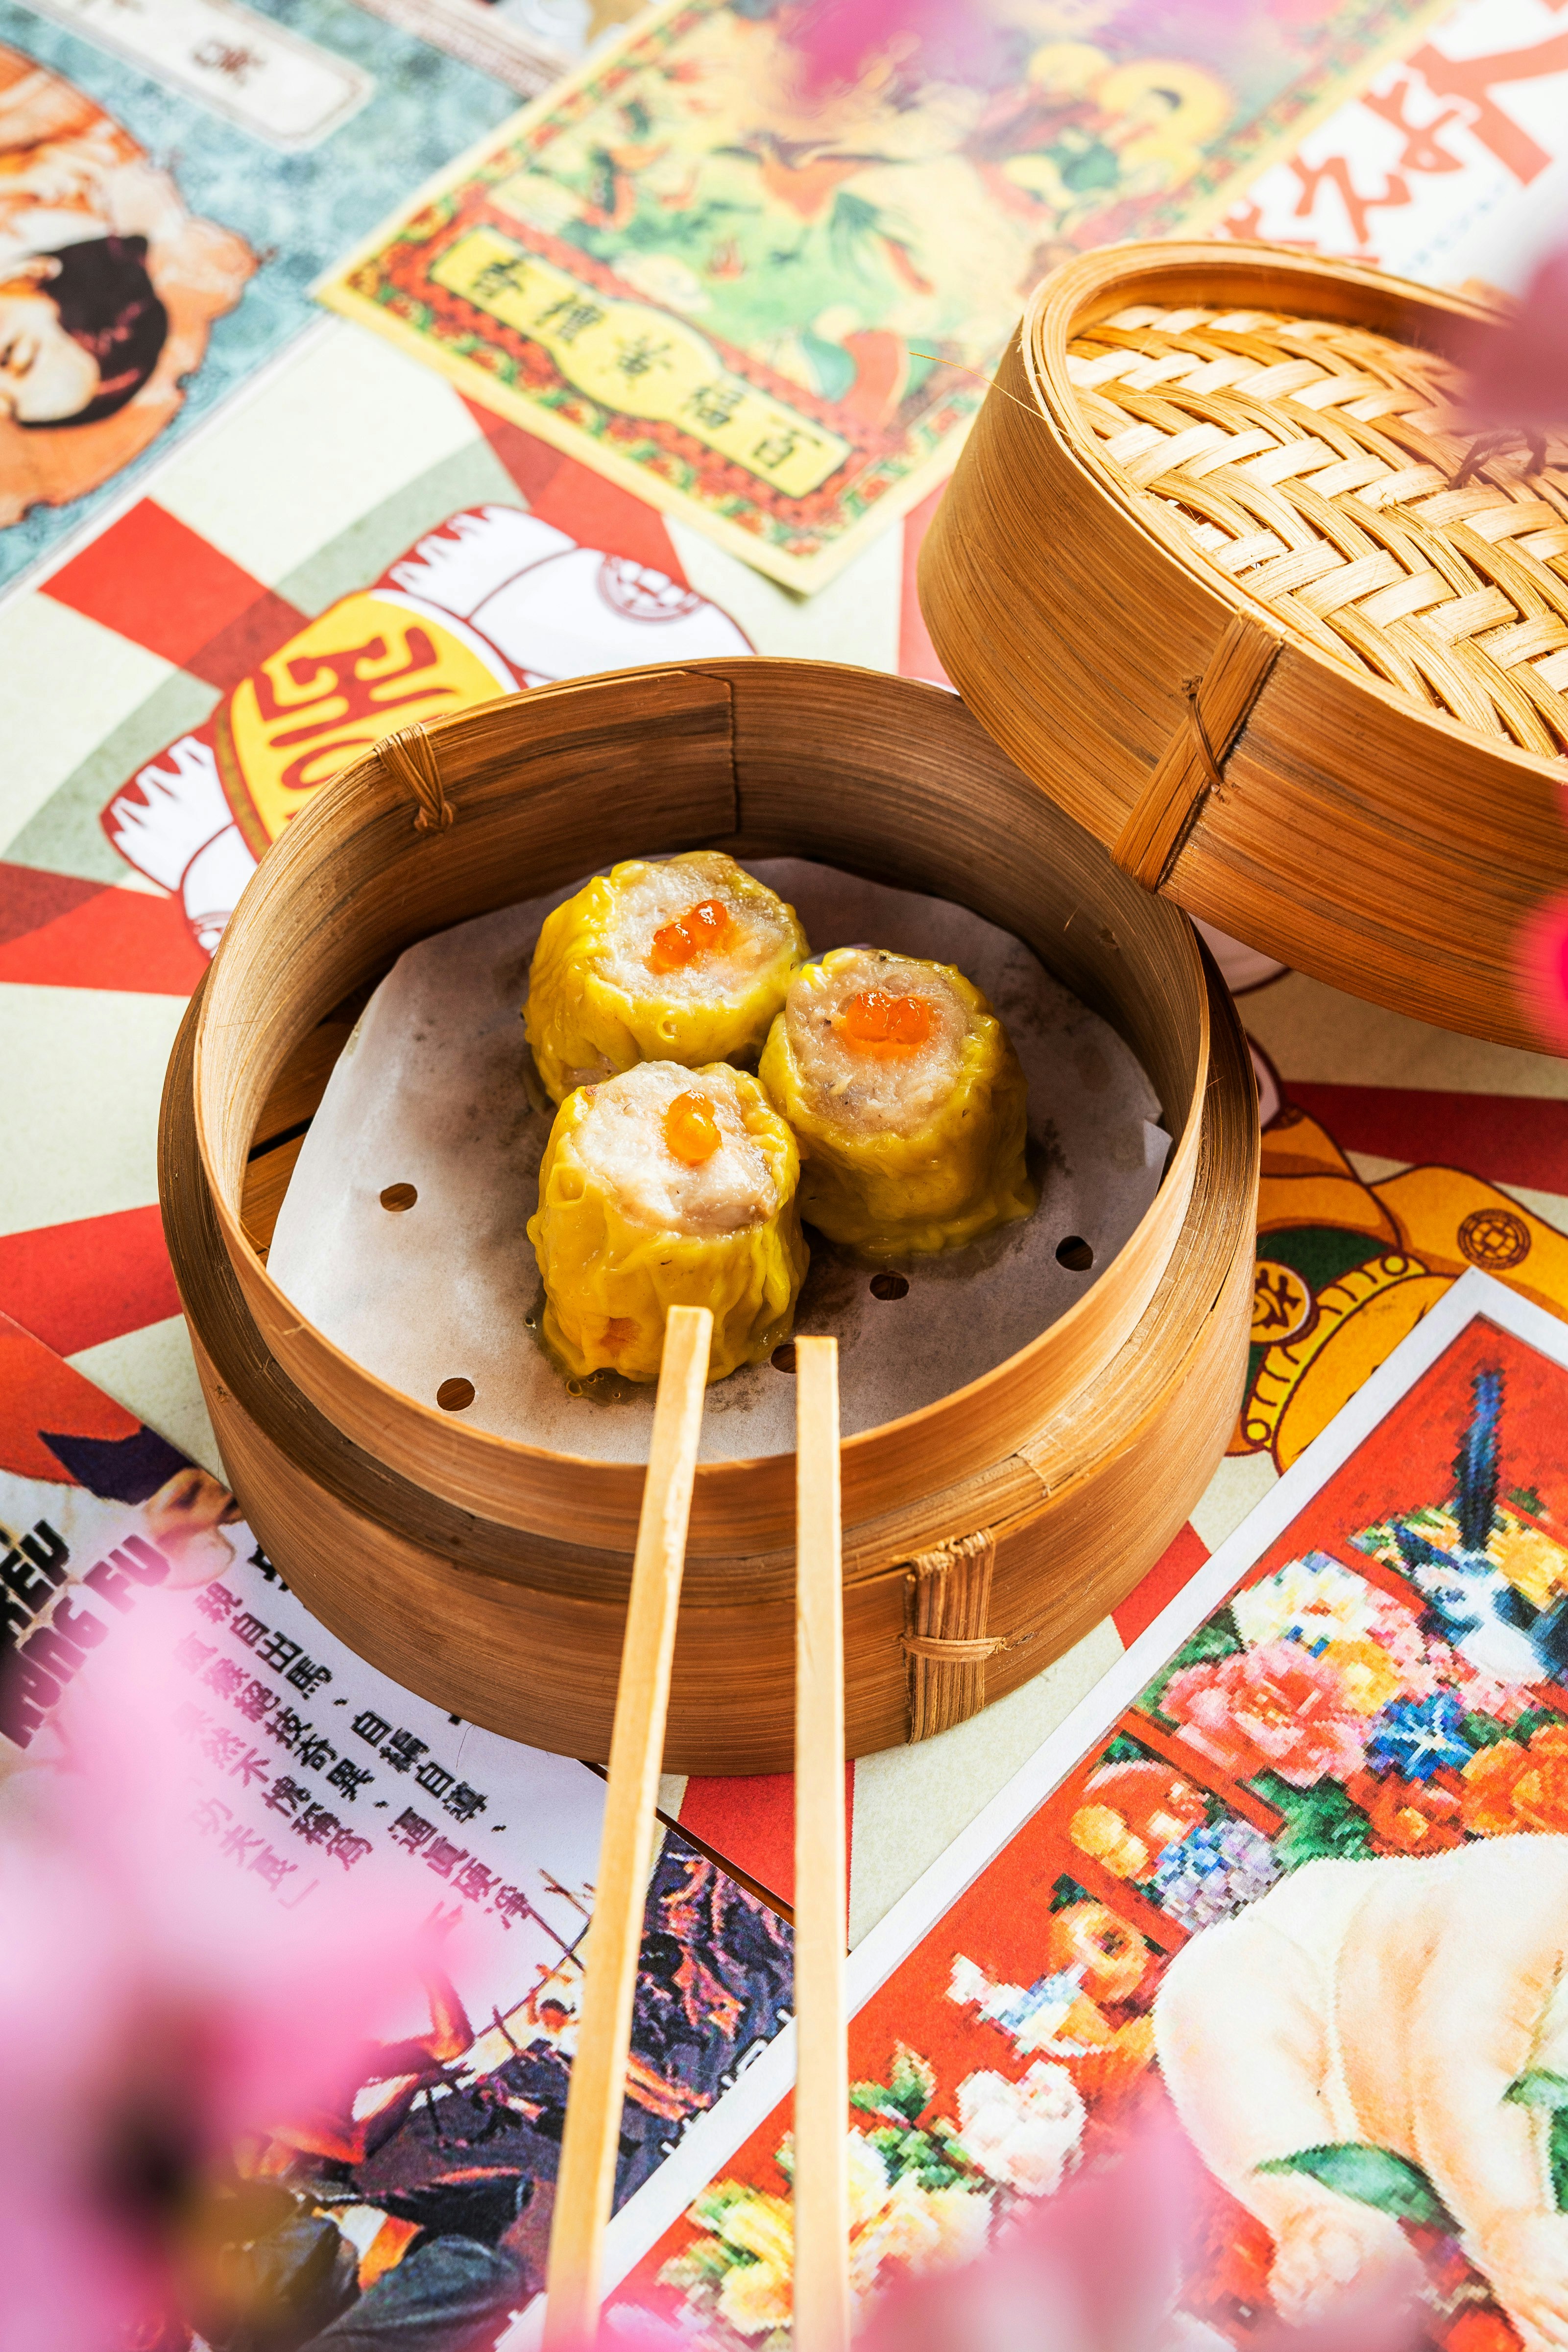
[[850, 2169, 992, 2297], [688, 2139, 911, 2337], [1359, 1770, 1465, 1854], [1067, 1759, 1207, 1881], [1319, 1636, 1405, 1717], [1358, 1595, 1442, 1704], [1443, 1649, 1537, 1729], [1461, 1722, 1568, 1838], [714, 2192, 794, 2335], [1148, 1816, 1280, 1931], [1490, 1518, 1568, 1613], [1067, 1801, 1150, 1879], [1231, 1553, 1380, 1650], [1161, 1640, 1368, 1788], [1336, 1535, 1547, 1718], [662, 2068, 997, 2342], [952, 2063, 1085, 2197], [845, 2125, 900, 2220], [1365, 1692, 1473, 1783]]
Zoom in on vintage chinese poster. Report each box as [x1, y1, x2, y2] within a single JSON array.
[[0, 0, 518, 591], [1222, 0, 1568, 283], [582, 1274, 1568, 2347], [0, 1308, 793, 2333], [3, 0, 1568, 1925], [318, 0, 1454, 592]]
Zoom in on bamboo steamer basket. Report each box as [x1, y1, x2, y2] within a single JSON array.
[[159, 658, 1258, 1772], [920, 241, 1568, 1053]]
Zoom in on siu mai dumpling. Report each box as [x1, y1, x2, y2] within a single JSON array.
[[525, 851, 807, 1104], [759, 947, 1035, 1260], [528, 1061, 807, 1384]]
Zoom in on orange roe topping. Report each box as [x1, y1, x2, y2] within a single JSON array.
[[839, 987, 935, 1056], [663, 1092, 722, 1166], [648, 898, 733, 973]]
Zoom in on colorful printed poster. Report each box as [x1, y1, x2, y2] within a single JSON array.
[[577, 1273, 1568, 2348], [5, 0, 1568, 1940], [102, 491, 751, 951], [1222, 0, 1568, 289], [317, 0, 1452, 592], [0, 0, 518, 592], [1227, 1044, 1568, 1478], [0, 1310, 793, 2331]]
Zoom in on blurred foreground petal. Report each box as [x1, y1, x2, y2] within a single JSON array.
[[1460, 246, 1568, 436], [0, 1616, 425, 2352]]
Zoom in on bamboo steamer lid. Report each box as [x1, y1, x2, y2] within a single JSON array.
[[160, 658, 1259, 1769], [919, 241, 1568, 1053]]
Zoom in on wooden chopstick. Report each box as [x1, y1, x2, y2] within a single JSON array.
[[543, 1304, 713, 2349], [792, 1334, 850, 2352]]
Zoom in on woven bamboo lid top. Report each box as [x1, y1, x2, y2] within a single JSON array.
[[1065, 300, 1568, 757]]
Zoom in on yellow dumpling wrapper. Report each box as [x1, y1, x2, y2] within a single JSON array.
[[524, 851, 808, 1104], [528, 1061, 808, 1385], [758, 947, 1036, 1260]]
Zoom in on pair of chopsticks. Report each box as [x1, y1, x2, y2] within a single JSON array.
[[542, 1306, 850, 2351]]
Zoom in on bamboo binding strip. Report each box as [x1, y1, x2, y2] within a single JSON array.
[[903, 1530, 1002, 1744], [919, 242, 1568, 1052]]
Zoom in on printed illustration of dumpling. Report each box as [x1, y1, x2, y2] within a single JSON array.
[[528, 1061, 808, 1385], [524, 852, 808, 1104], [758, 947, 1036, 1260]]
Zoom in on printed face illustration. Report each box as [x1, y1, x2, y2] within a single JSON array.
[[143, 1465, 241, 1589], [0, 43, 253, 537], [0, 273, 99, 423]]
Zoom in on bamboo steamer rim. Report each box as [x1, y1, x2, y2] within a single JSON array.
[[1018, 241, 1567, 784], [160, 945, 1258, 1769], [164, 939, 1255, 1616], [190, 658, 1212, 1559], [917, 241, 1568, 1052]]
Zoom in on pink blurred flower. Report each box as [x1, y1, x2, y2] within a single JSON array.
[[0, 1618, 424, 2352], [1162, 1640, 1368, 1788], [781, 0, 1013, 99], [603, 2117, 1422, 2351], [1516, 894, 1568, 1059], [785, 0, 924, 92], [1459, 246, 1568, 436], [852, 2111, 1421, 2352]]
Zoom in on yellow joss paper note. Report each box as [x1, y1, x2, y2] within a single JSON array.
[[317, 0, 1452, 594]]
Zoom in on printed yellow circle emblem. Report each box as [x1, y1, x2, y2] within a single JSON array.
[[1251, 1259, 1311, 1344], [1457, 1207, 1532, 1272], [1238, 1253, 1444, 1465]]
